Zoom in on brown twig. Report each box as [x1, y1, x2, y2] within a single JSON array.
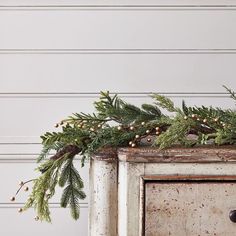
[[15, 179, 36, 197], [50, 144, 81, 161]]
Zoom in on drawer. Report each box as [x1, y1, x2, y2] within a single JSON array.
[[145, 179, 236, 236]]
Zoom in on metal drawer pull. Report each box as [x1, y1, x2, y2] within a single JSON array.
[[229, 210, 236, 223]]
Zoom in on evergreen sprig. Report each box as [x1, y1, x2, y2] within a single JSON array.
[[15, 86, 236, 222], [59, 159, 86, 220], [223, 85, 236, 102]]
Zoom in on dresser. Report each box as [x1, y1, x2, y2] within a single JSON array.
[[89, 147, 236, 236]]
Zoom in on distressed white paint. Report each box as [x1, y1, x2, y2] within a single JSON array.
[[118, 162, 144, 236], [144, 163, 236, 176], [89, 159, 118, 236]]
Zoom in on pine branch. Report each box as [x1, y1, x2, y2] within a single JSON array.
[[60, 159, 86, 220], [18, 87, 236, 222], [151, 94, 179, 113], [23, 156, 68, 222], [224, 85, 236, 102], [37, 142, 64, 163], [155, 115, 194, 148]]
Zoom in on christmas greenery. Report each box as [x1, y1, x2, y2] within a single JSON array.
[[12, 86, 236, 222]]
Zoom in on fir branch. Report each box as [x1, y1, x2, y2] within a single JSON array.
[[23, 156, 68, 222], [155, 115, 195, 148], [37, 142, 64, 163], [60, 159, 86, 220], [18, 87, 236, 223], [182, 100, 189, 116], [141, 104, 162, 116], [37, 145, 51, 163], [224, 85, 236, 102], [151, 94, 179, 113]]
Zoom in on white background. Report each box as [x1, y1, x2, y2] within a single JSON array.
[[1, 0, 236, 235]]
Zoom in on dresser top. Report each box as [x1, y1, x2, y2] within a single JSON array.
[[118, 146, 236, 163], [92, 145, 236, 163]]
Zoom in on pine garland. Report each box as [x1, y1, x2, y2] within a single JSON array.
[[11, 86, 236, 221]]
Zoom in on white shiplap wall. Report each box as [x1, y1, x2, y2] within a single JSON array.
[[1, 0, 236, 235]]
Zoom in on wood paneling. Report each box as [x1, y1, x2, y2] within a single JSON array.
[[0, 54, 236, 93], [1, 0, 236, 7], [0, 207, 88, 236], [0, 10, 236, 49]]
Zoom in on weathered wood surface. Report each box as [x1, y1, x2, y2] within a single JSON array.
[[89, 149, 118, 236], [145, 182, 236, 236], [118, 162, 145, 236], [91, 148, 117, 162], [144, 163, 236, 176], [118, 146, 236, 163]]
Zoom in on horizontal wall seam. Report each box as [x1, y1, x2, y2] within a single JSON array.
[[1, 5, 236, 11], [2, 5, 236, 7], [0, 92, 231, 99], [0, 92, 230, 94], [1, 49, 236, 54], [0, 95, 231, 99]]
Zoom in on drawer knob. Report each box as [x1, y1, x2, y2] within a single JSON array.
[[229, 210, 236, 223]]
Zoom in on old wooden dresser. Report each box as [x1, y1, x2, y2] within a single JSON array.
[[89, 147, 236, 236]]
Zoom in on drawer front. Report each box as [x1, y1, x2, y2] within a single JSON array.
[[145, 181, 236, 236]]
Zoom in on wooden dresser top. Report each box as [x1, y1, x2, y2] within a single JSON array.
[[92, 146, 236, 163], [118, 146, 236, 163]]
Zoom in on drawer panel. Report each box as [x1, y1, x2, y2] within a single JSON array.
[[145, 181, 236, 236]]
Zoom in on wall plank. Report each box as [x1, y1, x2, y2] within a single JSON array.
[[0, 54, 236, 93], [0, 207, 88, 236], [0, 10, 236, 49], [1, 0, 236, 6]]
